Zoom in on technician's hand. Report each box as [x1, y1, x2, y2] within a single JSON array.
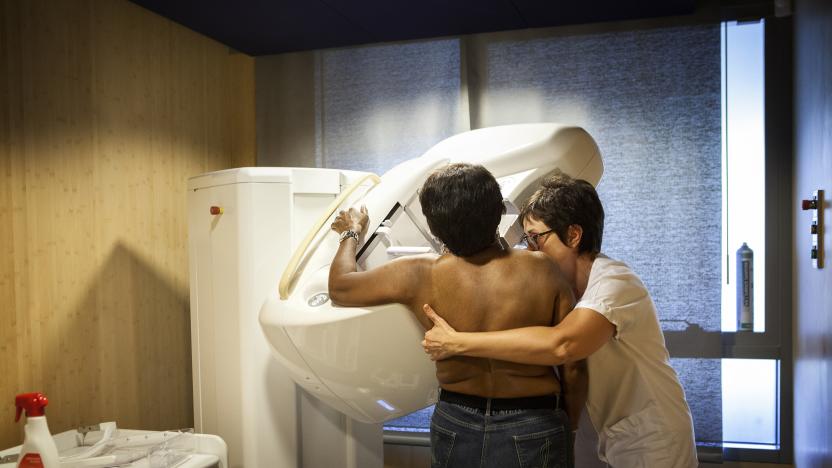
[[331, 205, 369, 235], [422, 304, 461, 361]]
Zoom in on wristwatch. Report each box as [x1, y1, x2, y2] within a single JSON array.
[[339, 230, 359, 243]]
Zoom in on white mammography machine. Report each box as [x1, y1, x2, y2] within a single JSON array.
[[187, 124, 603, 467]]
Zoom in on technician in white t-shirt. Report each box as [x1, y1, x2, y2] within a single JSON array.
[[421, 172, 698, 468]]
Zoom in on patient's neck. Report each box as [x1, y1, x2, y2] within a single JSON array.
[[453, 240, 506, 265]]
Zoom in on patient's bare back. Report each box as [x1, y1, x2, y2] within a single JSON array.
[[407, 245, 568, 399]]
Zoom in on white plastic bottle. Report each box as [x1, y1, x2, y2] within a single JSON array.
[[15, 392, 59, 468], [736, 243, 754, 331]]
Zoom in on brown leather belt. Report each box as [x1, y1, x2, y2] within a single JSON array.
[[438, 389, 562, 412]]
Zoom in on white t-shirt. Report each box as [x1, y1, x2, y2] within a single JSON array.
[[574, 254, 697, 468]]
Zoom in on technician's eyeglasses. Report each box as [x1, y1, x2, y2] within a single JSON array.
[[519, 229, 554, 250]]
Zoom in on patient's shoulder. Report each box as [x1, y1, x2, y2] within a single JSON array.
[[388, 252, 441, 276], [391, 252, 441, 263]]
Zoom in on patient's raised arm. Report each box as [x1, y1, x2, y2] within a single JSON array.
[[328, 206, 428, 307]]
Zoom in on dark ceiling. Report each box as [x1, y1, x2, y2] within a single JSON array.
[[128, 1, 696, 56]]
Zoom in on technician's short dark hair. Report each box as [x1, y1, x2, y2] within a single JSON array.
[[419, 163, 504, 257], [520, 171, 604, 254]]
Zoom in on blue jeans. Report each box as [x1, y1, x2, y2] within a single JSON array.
[[430, 399, 571, 468]]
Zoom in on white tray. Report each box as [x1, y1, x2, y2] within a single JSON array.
[[0, 425, 226, 468]]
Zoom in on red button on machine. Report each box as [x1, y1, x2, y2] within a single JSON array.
[[210, 206, 224, 215]]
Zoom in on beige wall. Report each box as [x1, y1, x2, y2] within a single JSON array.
[[0, 0, 255, 447], [256, 51, 318, 167]]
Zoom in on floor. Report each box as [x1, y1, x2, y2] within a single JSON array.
[[382, 445, 794, 468]]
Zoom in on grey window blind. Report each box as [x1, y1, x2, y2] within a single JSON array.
[[315, 39, 467, 173]]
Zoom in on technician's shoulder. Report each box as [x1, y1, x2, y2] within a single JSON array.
[[588, 255, 648, 298], [592, 255, 641, 281]]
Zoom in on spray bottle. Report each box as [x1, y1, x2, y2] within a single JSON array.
[[736, 243, 754, 331], [14, 392, 59, 468]]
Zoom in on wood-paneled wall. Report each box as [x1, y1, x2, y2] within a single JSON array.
[[0, 0, 255, 447]]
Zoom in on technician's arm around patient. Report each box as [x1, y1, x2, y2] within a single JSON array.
[[422, 304, 615, 366], [421, 289, 589, 429]]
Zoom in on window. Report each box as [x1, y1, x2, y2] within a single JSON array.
[[722, 359, 779, 448], [721, 20, 766, 334], [719, 20, 786, 457]]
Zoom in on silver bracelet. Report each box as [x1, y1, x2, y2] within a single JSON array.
[[339, 230, 359, 243]]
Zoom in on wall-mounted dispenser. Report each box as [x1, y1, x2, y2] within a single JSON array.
[[801, 190, 824, 269]]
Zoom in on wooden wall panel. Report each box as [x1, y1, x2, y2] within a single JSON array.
[[0, 0, 21, 447], [0, 0, 255, 447]]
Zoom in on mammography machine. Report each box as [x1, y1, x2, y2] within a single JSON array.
[[187, 124, 602, 468]]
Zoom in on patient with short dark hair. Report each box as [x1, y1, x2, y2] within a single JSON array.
[[329, 163, 586, 468], [418, 163, 505, 257]]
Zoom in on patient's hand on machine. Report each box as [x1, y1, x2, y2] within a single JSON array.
[[331, 206, 369, 237]]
